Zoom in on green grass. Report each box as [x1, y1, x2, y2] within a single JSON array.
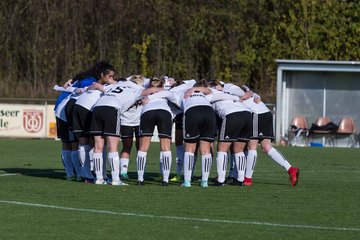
[[0, 138, 360, 239]]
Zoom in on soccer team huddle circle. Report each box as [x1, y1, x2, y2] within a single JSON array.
[[54, 61, 300, 188]]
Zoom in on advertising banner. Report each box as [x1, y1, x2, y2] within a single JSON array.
[[0, 103, 172, 141], [0, 103, 55, 138], [46, 105, 57, 138]]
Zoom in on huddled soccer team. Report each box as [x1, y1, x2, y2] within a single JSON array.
[[54, 61, 300, 188]]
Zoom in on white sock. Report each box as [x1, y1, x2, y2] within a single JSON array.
[[234, 152, 246, 182], [61, 150, 74, 178], [108, 152, 120, 182], [268, 147, 291, 171], [78, 145, 87, 167], [89, 148, 94, 171], [79, 145, 93, 180], [245, 150, 257, 179], [183, 152, 194, 182], [161, 151, 172, 182], [176, 145, 184, 175], [136, 151, 147, 182], [93, 152, 103, 180], [120, 158, 129, 175], [216, 151, 227, 183], [71, 150, 82, 179], [201, 154, 212, 181]]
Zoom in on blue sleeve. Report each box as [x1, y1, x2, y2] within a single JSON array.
[[79, 77, 96, 88], [54, 92, 70, 110]]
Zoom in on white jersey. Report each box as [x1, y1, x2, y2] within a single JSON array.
[[168, 80, 196, 115], [94, 82, 144, 112], [210, 89, 250, 118], [222, 83, 246, 97], [121, 105, 142, 126], [55, 94, 72, 121], [182, 91, 211, 113], [142, 90, 178, 117], [114, 80, 145, 126], [242, 97, 270, 114], [143, 77, 151, 88], [75, 85, 112, 111]]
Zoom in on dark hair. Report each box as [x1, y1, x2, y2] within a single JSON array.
[[150, 77, 164, 88], [116, 77, 127, 82], [72, 61, 115, 82], [171, 79, 185, 88], [193, 79, 209, 88], [207, 79, 223, 88]]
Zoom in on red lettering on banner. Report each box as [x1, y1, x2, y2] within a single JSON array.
[[23, 109, 43, 133]]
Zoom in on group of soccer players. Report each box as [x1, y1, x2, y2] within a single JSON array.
[[54, 61, 300, 188]]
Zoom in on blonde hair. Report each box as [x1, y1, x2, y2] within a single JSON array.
[[130, 75, 144, 86], [150, 77, 164, 88]]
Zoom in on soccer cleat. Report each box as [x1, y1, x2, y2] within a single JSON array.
[[161, 181, 169, 186], [104, 178, 112, 184], [244, 177, 253, 186], [120, 173, 129, 180], [84, 178, 95, 184], [137, 180, 145, 186], [112, 180, 128, 186], [230, 180, 244, 186], [225, 176, 236, 185], [288, 167, 300, 186], [214, 181, 226, 187], [181, 180, 191, 187], [200, 180, 208, 188], [211, 176, 218, 183], [170, 174, 181, 182], [236, 180, 245, 186], [66, 176, 76, 181], [95, 179, 108, 185]]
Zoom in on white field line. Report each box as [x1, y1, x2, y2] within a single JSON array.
[[0, 173, 17, 177], [0, 200, 359, 232]]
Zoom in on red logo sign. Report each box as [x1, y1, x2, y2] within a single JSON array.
[[23, 109, 43, 133]]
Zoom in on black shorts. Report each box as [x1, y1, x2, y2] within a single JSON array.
[[120, 125, 140, 139], [89, 106, 121, 137], [64, 98, 76, 130], [139, 110, 172, 138], [183, 106, 216, 143], [251, 111, 274, 141], [173, 113, 183, 130], [56, 117, 77, 142], [218, 111, 252, 142], [72, 104, 92, 137]]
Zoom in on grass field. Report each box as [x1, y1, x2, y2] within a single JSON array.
[[0, 138, 360, 240]]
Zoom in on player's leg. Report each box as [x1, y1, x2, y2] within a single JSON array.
[[159, 137, 172, 185], [261, 139, 300, 186], [93, 135, 107, 184], [136, 136, 151, 185], [199, 140, 212, 188], [232, 141, 247, 186], [216, 141, 231, 185]]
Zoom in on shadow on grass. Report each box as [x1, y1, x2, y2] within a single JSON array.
[[0, 168, 185, 186], [0, 168, 290, 187], [0, 168, 66, 180]]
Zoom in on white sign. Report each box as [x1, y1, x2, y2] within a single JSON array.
[[0, 103, 56, 138]]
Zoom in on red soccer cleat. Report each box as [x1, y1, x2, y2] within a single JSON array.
[[244, 177, 253, 186], [288, 167, 300, 186]]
